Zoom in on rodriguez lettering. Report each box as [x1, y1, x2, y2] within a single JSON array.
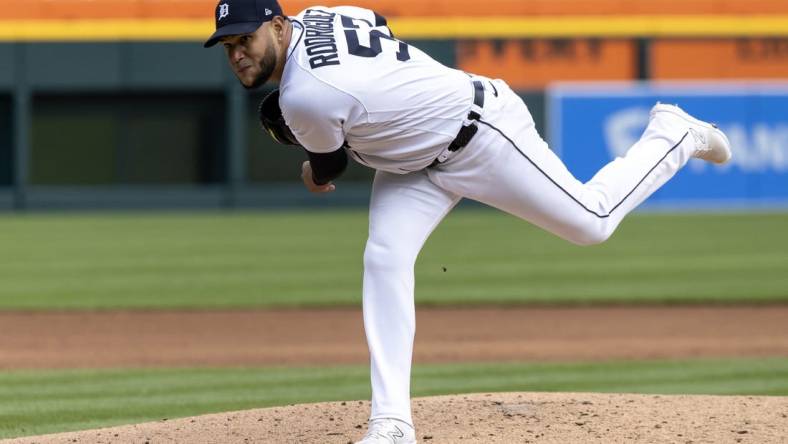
[[302, 9, 340, 69]]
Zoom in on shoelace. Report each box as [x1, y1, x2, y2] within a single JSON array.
[[363, 421, 403, 442]]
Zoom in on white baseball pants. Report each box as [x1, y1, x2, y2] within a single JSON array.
[[363, 78, 697, 426]]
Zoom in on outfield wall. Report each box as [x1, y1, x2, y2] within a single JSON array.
[[549, 83, 788, 209], [1, 0, 787, 210]]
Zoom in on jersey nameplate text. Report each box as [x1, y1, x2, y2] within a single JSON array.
[[302, 9, 341, 69]]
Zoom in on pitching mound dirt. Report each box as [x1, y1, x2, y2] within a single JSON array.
[[8, 392, 787, 444]]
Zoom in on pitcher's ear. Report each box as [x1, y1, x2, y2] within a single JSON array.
[[273, 16, 286, 38]]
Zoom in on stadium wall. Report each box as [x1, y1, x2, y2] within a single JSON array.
[[0, 0, 786, 210]]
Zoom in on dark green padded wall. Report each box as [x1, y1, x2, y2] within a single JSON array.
[[0, 95, 11, 185], [1, 44, 15, 186], [25, 42, 227, 90], [31, 93, 225, 185], [5, 41, 545, 186], [0, 44, 13, 88]]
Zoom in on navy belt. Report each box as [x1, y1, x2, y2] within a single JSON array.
[[430, 80, 485, 167]]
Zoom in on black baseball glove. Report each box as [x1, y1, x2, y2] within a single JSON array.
[[258, 89, 301, 146]]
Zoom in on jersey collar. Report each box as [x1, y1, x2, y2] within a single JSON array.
[[286, 19, 305, 62]]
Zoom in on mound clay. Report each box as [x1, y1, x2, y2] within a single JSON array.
[[8, 392, 788, 443]]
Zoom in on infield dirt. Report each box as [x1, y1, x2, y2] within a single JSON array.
[[2, 306, 788, 443], [2, 306, 788, 369]]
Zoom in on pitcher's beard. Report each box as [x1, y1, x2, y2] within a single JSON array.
[[244, 45, 277, 90]]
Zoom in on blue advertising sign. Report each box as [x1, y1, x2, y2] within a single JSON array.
[[547, 83, 788, 208]]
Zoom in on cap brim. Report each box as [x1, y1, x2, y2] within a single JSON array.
[[203, 21, 263, 48]]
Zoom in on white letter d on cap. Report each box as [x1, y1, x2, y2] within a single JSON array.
[[218, 3, 230, 20]]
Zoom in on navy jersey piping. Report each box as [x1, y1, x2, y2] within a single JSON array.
[[477, 120, 689, 219]]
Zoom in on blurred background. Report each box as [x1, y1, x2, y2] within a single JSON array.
[[1, 0, 786, 210]]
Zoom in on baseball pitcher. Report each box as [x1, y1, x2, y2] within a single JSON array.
[[204, 1, 732, 442]]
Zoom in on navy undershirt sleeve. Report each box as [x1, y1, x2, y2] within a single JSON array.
[[305, 147, 348, 185]]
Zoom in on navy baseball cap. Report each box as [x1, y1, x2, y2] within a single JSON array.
[[204, 0, 283, 48]]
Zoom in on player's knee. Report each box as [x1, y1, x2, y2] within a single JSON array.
[[568, 224, 614, 246], [363, 239, 417, 272]]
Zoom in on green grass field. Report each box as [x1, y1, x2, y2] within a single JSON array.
[[2, 358, 787, 439], [1, 210, 786, 440], [0, 210, 787, 309]]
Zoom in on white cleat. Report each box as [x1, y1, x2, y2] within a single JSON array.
[[650, 103, 732, 164], [354, 418, 417, 444]]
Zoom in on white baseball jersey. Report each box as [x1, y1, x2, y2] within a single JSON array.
[[270, 4, 730, 436], [279, 6, 474, 173]]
